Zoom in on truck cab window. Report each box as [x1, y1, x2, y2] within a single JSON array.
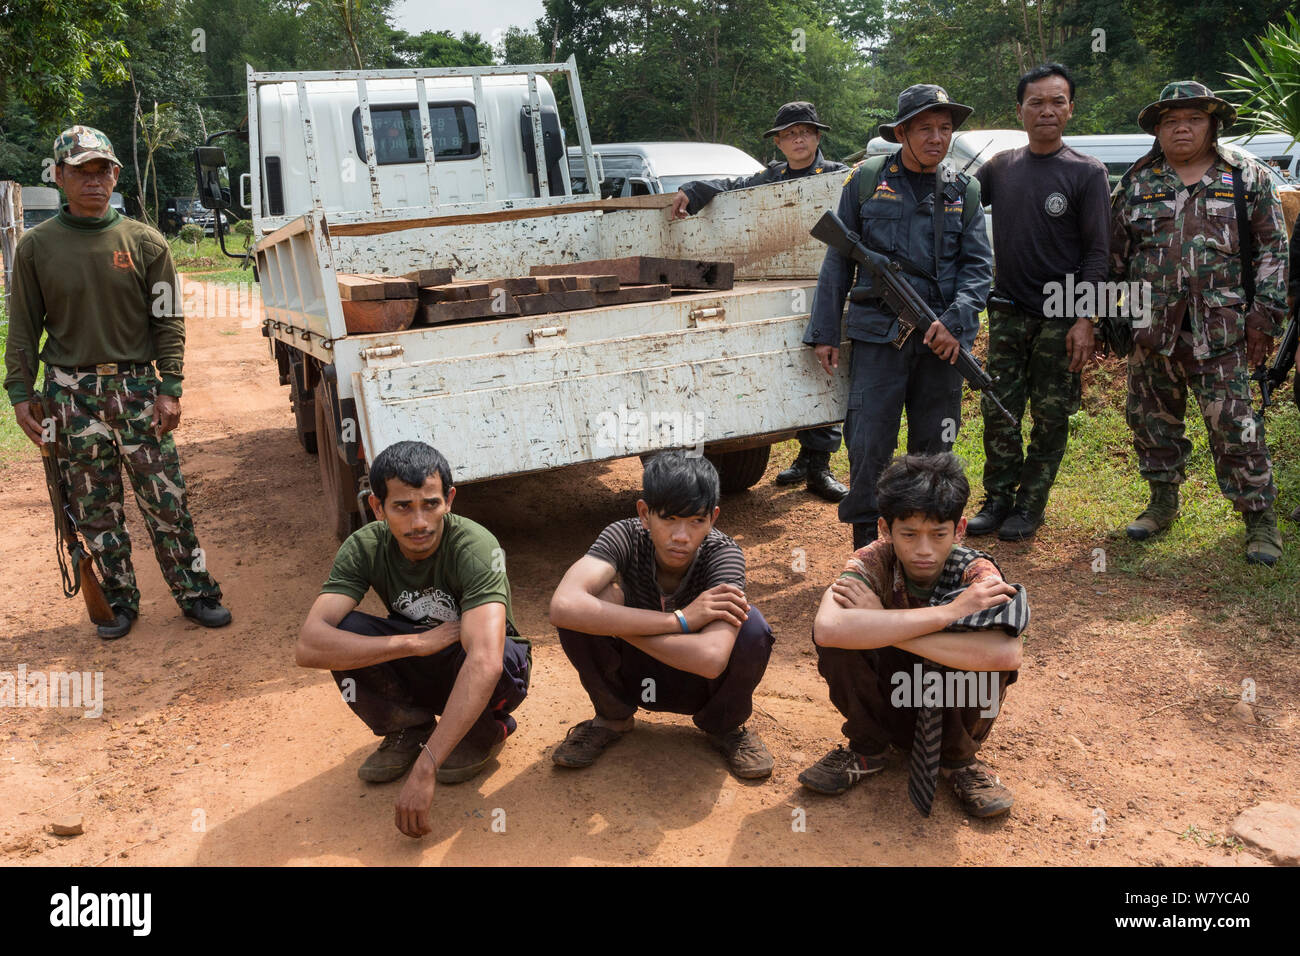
[[350, 103, 480, 165]]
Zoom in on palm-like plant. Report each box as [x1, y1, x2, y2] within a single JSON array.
[[1223, 12, 1300, 146]]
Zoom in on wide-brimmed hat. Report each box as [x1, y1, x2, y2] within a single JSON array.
[[53, 125, 122, 167], [763, 101, 830, 138], [1137, 80, 1237, 134], [878, 85, 973, 143]]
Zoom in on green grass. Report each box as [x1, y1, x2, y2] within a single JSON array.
[[776, 325, 1300, 632], [168, 235, 256, 284]]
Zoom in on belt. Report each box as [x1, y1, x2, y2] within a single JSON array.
[[54, 362, 155, 376]]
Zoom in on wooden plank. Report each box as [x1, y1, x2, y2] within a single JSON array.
[[355, 273, 418, 298], [326, 193, 677, 238], [336, 273, 387, 301], [341, 298, 418, 333], [531, 256, 733, 290], [590, 284, 671, 306], [513, 289, 597, 315], [418, 295, 520, 325], [419, 276, 539, 304], [403, 267, 454, 287]]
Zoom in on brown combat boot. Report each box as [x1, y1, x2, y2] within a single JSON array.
[[1125, 482, 1180, 540]]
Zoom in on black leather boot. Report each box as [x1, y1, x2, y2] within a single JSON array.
[[805, 452, 848, 502], [775, 451, 810, 485]]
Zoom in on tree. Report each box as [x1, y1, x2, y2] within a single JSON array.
[[0, 0, 134, 122], [385, 30, 495, 68]]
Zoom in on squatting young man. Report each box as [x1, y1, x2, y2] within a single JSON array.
[[800, 452, 1030, 818], [549, 451, 775, 778], [296, 441, 530, 839]]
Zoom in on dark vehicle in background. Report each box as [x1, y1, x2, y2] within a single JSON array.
[[160, 196, 213, 235]]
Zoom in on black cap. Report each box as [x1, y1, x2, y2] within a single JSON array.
[[763, 101, 830, 138], [878, 84, 974, 143]]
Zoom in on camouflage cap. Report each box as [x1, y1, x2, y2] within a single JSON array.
[[879, 84, 973, 143], [1137, 81, 1237, 134], [53, 125, 122, 167]]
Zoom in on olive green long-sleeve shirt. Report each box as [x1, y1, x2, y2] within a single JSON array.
[[4, 206, 186, 404]]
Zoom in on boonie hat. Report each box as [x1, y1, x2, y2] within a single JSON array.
[[1137, 80, 1237, 134], [878, 85, 973, 143], [764, 102, 830, 138]]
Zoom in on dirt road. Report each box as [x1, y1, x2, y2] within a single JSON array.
[[1, 281, 1295, 866]]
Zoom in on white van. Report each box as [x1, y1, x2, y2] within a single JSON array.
[[1222, 131, 1299, 176], [252, 72, 570, 231], [21, 185, 60, 229], [566, 142, 763, 197]]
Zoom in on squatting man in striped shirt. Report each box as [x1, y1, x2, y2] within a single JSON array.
[[800, 452, 1031, 818], [549, 451, 776, 778]]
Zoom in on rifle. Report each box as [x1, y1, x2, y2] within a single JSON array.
[[1251, 299, 1299, 412], [810, 210, 1018, 425], [16, 349, 115, 624]]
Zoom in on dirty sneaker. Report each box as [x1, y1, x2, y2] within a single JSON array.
[[708, 725, 774, 779], [436, 732, 506, 785], [358, 722, 435, 783], [945, 760, 1014, 818], [552, 718, 630, 769], [797, 744, 885, 795]]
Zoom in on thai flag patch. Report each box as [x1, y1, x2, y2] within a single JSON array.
[[1222, 171, 1234, 186]]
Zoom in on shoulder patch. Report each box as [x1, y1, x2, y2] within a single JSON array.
[[844, 162, 863, 187]]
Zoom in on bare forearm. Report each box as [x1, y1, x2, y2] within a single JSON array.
[[814, 604, 958, 649], [619, 629, 730, 679], [895, 631, 1022, 671], [295, 620, 424, 670], [421, 655, 500, 766], [551, 590, 677, 638]]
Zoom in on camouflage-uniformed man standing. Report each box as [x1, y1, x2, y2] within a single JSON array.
[[4, 126, 232, 636], [1110, 83, 1289, 564]]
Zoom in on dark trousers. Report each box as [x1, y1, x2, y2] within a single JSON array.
[[796, 424, 843, 454], [330, 611, 530, 746], [839, 337, 963, 525], [557, 607, 774, 736], [814, 639, 1015, 770]]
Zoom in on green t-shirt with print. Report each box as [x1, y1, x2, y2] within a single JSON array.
[[321, 514, 524, 643]]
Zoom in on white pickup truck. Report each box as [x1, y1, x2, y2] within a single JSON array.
[[197, 59, 847, 538]]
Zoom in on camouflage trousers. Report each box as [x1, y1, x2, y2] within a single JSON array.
[[1126, 336, 1276, 512], [46, 366, 221, 614], [980, 311, 1081, 516]]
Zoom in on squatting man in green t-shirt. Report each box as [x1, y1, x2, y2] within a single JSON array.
[[296, 441, 530, 839]]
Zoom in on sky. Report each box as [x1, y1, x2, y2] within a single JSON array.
[[391, 0, 546, 44]]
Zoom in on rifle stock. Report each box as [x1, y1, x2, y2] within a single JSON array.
[[18, 349, 116, 625], [811, 211, 1017, 426], [1252, 299, 1299, 412]]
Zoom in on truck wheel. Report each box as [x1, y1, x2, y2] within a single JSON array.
[[706, 445, 771, 494], [291, 374, 318, 455], [314, 382, 363, 540]]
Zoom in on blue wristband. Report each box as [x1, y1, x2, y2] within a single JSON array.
[[674, 610, 690, 633]]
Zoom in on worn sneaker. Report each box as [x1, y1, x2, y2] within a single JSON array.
[[797, 745, 884, 795], [708, 725, 774, 779], [358, 722, 435, 783], [1244, 508, 1283, 566], [552, 719, 630, 769], [436, 732, 506, 785], [183, 597, 232, 628], [946, 761, 1014, 818], [97, 606, 137, 641], [997, 507, 1043, 542], [966, 497, 1013, 536], [1126, 482, 1179, 540]]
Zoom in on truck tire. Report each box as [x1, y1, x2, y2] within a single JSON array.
[[291, 373, 318, 455], [314, 381, 363, 541], [706, 445, 771, 494]]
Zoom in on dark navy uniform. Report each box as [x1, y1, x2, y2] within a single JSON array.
[[803, 152, 993, 530]]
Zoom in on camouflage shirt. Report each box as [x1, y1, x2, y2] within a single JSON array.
[[1109, 142, 1288, 358]]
